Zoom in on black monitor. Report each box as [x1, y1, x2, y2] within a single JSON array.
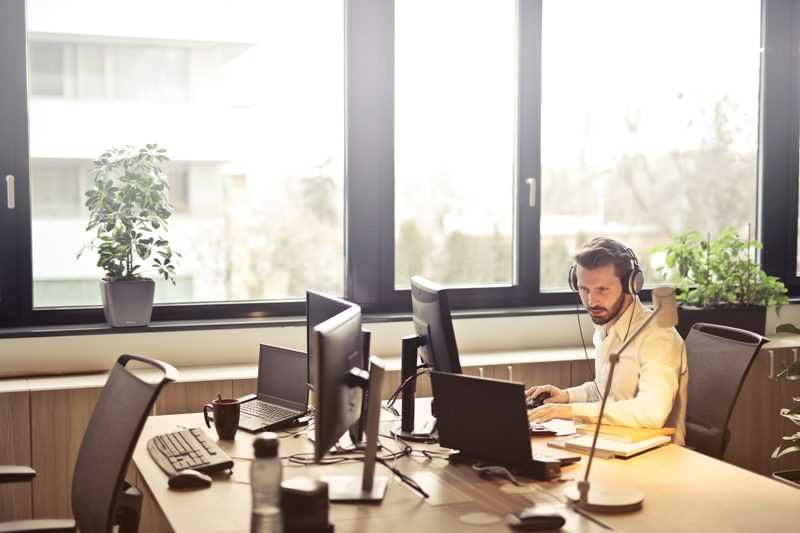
[[392, 276, 462, 442], [411, 276, 462, 374], [311, 304, 387, 502], [306, 290, 371, 445]]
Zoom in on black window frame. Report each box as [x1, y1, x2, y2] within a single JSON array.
[[1, 0, 799, 329]]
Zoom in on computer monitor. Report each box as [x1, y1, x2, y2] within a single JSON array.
[[306, 290, 353, 388], [311, 304, 387, 502], [306, 290, 370, 444], [392, 276, 462, 442]]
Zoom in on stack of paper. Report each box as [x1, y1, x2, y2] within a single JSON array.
[[575, 424, 675, 443], [547, 434, 671, 459]]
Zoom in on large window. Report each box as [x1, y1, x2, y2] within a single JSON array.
[[540, 0, 761, 289], [2, 0, 800, 327], [394, 0, 516, 288], [24, 0, 345, 309]]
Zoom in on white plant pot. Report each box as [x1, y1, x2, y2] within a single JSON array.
[[100, 279, 155, 327]]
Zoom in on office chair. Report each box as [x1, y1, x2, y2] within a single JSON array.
[[0, 354, 178, 533], [684, 322, 767, 459]]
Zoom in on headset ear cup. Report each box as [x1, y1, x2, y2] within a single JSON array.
[[568, 264, 578, 292], [631, 268, 644, 295]]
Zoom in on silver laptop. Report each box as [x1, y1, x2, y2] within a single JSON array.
[[239, 344, 308, 433]]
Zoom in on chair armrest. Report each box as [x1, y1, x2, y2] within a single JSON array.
[[0, 466, 36, 483], [0, 518, 76, 533]]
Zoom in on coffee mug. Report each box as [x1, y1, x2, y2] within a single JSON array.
[[203, 398, 241, 440]]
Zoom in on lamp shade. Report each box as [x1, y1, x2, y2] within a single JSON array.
[[652, 286, 678, 328]]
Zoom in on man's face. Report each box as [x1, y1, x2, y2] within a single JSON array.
[[576, 263, 630, 325]]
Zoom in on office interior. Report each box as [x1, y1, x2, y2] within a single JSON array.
[[3, 0, 800, 531]]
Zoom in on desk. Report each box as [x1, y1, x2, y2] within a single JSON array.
[[132, 412, 800, 533]]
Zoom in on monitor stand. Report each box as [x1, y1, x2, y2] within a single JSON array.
[[390, 334, 438, 443], [323, 356, 388, 502]]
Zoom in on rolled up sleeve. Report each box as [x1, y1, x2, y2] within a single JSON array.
[[570, 329, 682, 428]]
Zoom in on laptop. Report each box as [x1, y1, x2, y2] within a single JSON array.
[[430, 371, 580, 480], [238, 344, 309, 433]]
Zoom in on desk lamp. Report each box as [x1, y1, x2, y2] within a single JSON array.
[[563, 286, 678, 513]]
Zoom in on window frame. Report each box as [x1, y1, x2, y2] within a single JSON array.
[[1, 0, 799, 328]]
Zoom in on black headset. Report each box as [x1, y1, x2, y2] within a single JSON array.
[[567, 245, 644, 295]]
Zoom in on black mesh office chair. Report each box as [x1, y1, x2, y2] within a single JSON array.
[[0, 354, 178, 533], [685, 322, 767, 459]]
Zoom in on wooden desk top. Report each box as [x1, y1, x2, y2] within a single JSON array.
[[133, 411, 800, 533]]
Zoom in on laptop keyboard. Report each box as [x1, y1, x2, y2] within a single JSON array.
[[241, 400, 298, 424]]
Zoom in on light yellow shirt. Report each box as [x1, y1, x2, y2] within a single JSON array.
[[565, 298, 688, 445]]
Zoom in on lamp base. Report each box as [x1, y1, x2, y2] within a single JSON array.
[[563, 482, 644, 513]]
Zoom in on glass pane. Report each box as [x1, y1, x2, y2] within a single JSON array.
[[27, 0, 344, 307], [394, 0, 516, 288], [540, 0, 760, 290]]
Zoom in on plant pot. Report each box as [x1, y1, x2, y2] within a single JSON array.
[[773, 469, 800, 489], [100, 279, 155, 327], [675, 304, 766, 339]]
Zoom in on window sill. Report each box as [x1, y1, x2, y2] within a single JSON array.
[[0, 304, 585, 340]]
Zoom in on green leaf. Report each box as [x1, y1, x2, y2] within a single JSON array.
[[776, 323, 800, 335]]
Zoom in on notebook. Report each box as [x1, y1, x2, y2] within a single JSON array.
[[547, 434, 671, 459], [575, 424, 675, 443]]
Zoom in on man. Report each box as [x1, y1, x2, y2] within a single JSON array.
[[527, 237, 688, 445]]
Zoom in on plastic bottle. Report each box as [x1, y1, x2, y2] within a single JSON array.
[[250, 433, 282, 533]]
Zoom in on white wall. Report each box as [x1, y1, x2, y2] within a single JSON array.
[[2, 303, 798, 379]]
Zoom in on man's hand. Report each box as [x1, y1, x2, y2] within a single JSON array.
[[528, 403, 572, 423], [525, 384, 569, 404]]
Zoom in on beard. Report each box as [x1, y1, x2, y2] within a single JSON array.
[[587, 292, 627, 325]]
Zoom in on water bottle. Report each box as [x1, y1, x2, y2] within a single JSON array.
[[250, 433, 282, 533]]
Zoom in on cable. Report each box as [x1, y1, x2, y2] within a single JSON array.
[[576, 296, 602, 399], [383, 365, 430, 416]]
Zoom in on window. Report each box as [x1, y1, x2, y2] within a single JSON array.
[[394, 0, 516, 288], [540, 0, 761, 290], [3, 0, 800, 327], [22, 0, 345, 313]]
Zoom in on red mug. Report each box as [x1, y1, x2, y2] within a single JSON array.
[[203, 398, 241, 440]]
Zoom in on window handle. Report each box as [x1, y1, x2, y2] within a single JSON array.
[[526, 177, 537, 207], [5, 175, 14, 209]]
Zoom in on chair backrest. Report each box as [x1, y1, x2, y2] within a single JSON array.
[[71, 354, 178, 533], [685, 322, 766, 459]]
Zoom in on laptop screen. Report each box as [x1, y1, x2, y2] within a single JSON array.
[[257, 344, 308, 411]]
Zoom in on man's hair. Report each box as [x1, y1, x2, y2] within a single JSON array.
[[573, 237, 634, 281]]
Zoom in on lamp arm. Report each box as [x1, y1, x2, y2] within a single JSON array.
[[580, 303, 665, 488]]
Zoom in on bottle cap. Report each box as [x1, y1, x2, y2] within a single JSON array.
[[253, 432, 279, 458]]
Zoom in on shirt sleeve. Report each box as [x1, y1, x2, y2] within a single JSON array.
[[570, 328, 684, 429], [565, 381, 601, 403]]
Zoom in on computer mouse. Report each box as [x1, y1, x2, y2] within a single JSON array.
[[506, 505, 566, 531], [168, 469, 212, 489], [526, 391, 551, 410]]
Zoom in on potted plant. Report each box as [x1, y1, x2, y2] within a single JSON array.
[[78, 144, 179, 327], [771, 357, 800, 489], [653, 227, 788, 337]]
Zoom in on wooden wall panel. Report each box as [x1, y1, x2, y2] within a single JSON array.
[[0, 391, 32, 521], [571, 358, 596, 388], [232, 379, 257, 399], [31, 387, 103, 518], [155, 380, 232, 416]]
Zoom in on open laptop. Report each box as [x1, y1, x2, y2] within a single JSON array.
[[238, 344, 309, 433], [430, 371, 579, 480]]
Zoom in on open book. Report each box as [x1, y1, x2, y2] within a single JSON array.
[[575, 424, 675, 444], [547, 434, 671, 459]]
